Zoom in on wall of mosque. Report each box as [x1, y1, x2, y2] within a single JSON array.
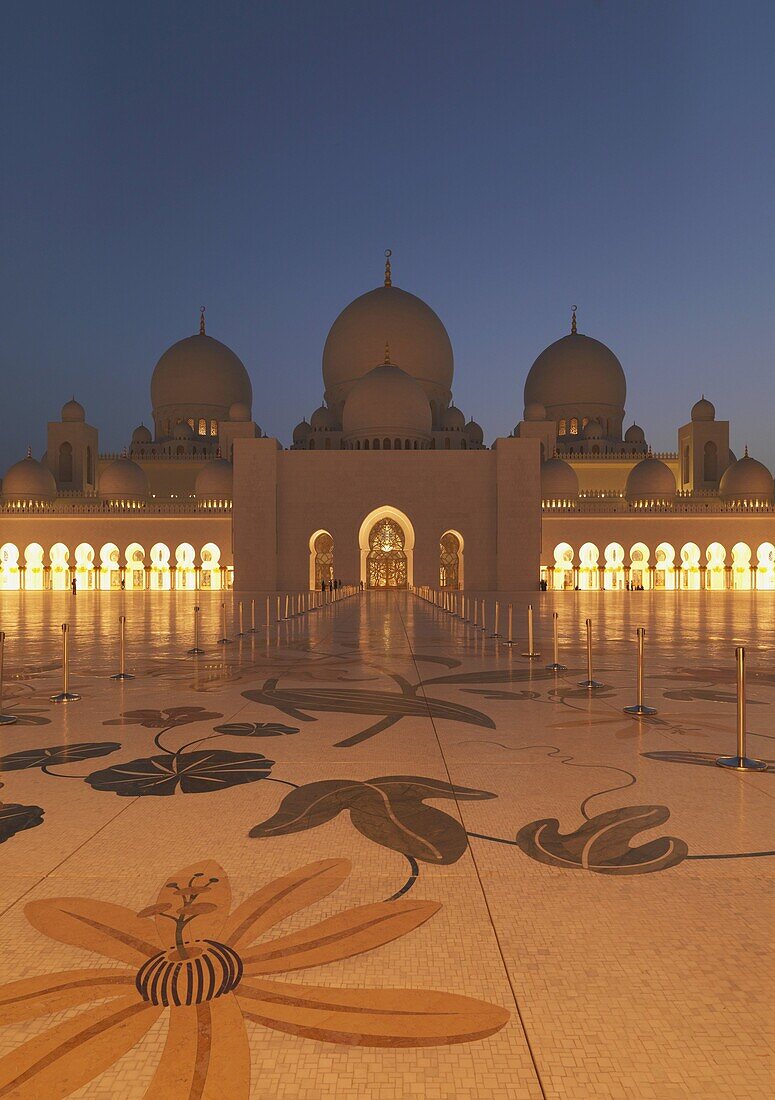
[[232, 437, 541, 592]]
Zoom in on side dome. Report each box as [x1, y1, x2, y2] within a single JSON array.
[[292, 419, 311, 445], [323, 284, 453, 409], [624, 422, 645, 444], [150, 328, 252, 435], [523, 402, 547, 422], [719, 451, 773, 503], [541, 457, 578, 500], [691, 396, 715, 422], [172, 421, 195, 440], [310, 405, 337, 431], [625, 454, 676, 503], [465, 419, 484, 446], [61, 398, 85, 422], [442, 404, 466, 431], [582, 419, 603, 439], [195, 458, 233, 502], [131, 424, 152, 444], [99, 457, 148, 503], [2, 455, 57, 503], [228, 401, 251, 422], [524, 324, 627, 440], [342, 363, 432, 443]]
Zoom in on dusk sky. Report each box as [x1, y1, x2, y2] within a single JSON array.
[[1, 1, 774, 469]]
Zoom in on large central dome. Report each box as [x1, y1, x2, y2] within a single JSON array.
[[323, 284, 453, 415]]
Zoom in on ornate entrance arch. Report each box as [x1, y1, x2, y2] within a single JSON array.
[[358, 507, 414, 589], [310, 530, 334, 589], [439, 530, 463, 588]]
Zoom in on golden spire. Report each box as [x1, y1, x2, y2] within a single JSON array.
[[384, 342, 391, 365], [744, 444, 749, 458], [26, 445, 32, 458], [571, 305, 577, 335], [384, 249, 392, 287], [199, 306, 206, 336]]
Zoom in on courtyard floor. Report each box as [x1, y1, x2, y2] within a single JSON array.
[[0, 589, 771, 1099]]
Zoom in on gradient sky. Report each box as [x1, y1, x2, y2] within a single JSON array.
[[1, 1, 774, 469]]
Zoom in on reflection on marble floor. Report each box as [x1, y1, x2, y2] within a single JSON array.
[[0, 589, 772, 1098]]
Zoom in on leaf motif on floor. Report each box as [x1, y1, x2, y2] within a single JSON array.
[[0, 743, 122, 771], [86, 751, 275, 796], [0, 801, 45, 843]]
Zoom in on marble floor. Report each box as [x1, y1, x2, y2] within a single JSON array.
[[0, 589, 771, 1099]]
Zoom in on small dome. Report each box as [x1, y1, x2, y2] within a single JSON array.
[[442, 404, 466, 430], [625, 454, 676, 503], [582, 419, 603, 440], [195, 458, 233, 501], [691, 396, 715, 422], [310, 405, 337, 431], [99, 457, 148, 502], [465, 419, 484, 445], [293, 419, 311, 445], [131, 424, 152, 444], [229, 401, 251, 422], [523, 402, 547, 422], [342, 363, 432, 440], [2, 455, 57, 502], [719, 451, 773, 503], [624, 422, 645, 444], [61, 398, 85, 422], [541, 457, 578, 500], [172, 421, 195, 440]]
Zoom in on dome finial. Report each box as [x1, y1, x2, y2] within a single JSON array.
[[384, 341, 391, 365], [199, 306, 206, 336], [26, 445, 31, 459], [744, 444, 749, 458], [571, 305, 578, 335], [384, 249, 392, 288]]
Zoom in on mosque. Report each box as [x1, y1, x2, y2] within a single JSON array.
[[1, 251, 773, 594]]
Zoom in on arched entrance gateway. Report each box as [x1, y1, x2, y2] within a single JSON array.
[[366, 517, 407, 588]]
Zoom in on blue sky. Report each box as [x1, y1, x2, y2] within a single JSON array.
[[1, 1, 773, 467]]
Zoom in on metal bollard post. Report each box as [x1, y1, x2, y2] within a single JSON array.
[[578, 618, 602, 688], [266, 596, 271, 630], [188, 605, 205, 655], [238, 601, 245, 636], [110, 615, 134, 680], [0, 632, 18, 724], [545, 611, 566, 671], [521, 604, 540, 658], [276, 595, 281, 622], [624, 628, 656, 715], [217, 601, 231, 645], [51, 624, 80, 702], [480, 600, 487, 633], [491, 600, 500, 638], [502, 603, 515, 646], [249, 598, 257, 633], [716, 647, 767, 771]]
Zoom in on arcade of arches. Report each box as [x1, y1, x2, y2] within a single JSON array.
[[547, 540, 775, 591]]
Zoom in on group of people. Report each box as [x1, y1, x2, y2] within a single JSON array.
[[321, 578, 343, 592]]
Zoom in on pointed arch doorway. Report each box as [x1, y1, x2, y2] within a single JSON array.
[[358, 507, 414, 589]]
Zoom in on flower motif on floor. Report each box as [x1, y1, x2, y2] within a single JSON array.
[[0, 859, 510, 1098]]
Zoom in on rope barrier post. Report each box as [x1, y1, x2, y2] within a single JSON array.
[[491, 600, 500, 638], [502, 602, 515, 646], [249, 598, 257, 633], [51, 623, 80, 702], [188, 605, 205, 655], [237, 601, 245, 636], [480, 600, 486, 633], [521, 604, 540, 658], [276, 595, 281, 622], [578, 617, 603, 689], [545, 611, 566, 671], [624, 627, 656, 715], [716, 647, 767, 771], [0, 632, 18, 725], [110, 614, 134, 680], [217, 601, 231, 645]]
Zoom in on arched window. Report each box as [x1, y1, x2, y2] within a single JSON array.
[[703, 440, 718, 481], [439, 531, 462, 588], [461, 438, 467, 449], [312, 531, 334, 588], [176, 445, 184, 456], [363, 438, 369, 450], [198, 418, 206, 436], [308, 438, 315, 449], [558, 418, 566, 436], [570, 417, 579, 435], [384, 438, 391, 450], [324, 436, 331, 450], [58, 442, 73, 482], [581, 417, 589, 429], [210, 420, 217, 436], [444, 436, 451, 449], [374, 438, 381, 450]]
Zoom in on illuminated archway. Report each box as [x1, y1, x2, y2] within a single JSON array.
[[629, 542, 651, 590], [731, 542, 752, 590], [309, 530, 334, 590], [125, 543, 146, 591], [50, 543, 70, 591], [439, 530, 464, 589], [552, 542, 574, 590], [655, 542, 676, 589], [175, 543, 196, 589], [705, 542, 726, 590], [100, 543, 120, 590], [358, 506, 415, 588], [680, 542, 701, 590], [578, 542, 600, 590], [0, 543, 20, 591], [603, 543, 625, 590], [24, 544, 44, 590], [150, 543, 171, 590], [756, 542, 775, 590], [74, 543, 95, 590], [200, 543, 222, 590]]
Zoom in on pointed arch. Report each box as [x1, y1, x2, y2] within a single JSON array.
[[358, 506, 415, 588]]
